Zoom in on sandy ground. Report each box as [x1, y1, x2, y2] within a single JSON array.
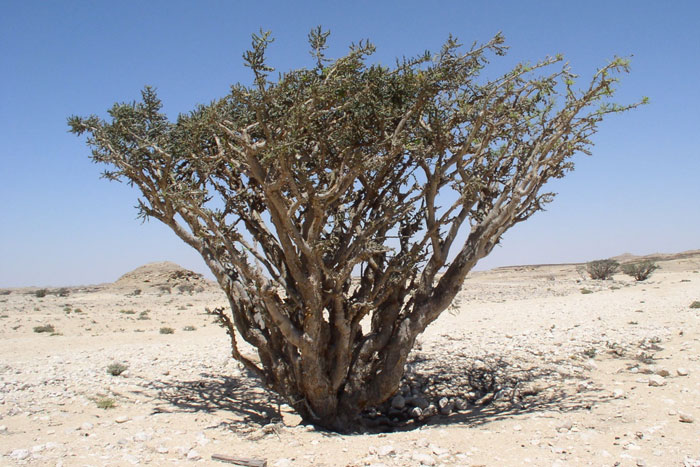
[[1, 253, 699, 466]]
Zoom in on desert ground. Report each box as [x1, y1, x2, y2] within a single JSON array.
[[1, 251, 699, 466]]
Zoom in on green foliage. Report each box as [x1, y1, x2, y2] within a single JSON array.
[[159, 327, 175, 334], [183, 325, 196, 331], [137, 310, 150, 320], [580, 288, 593, 294], [33, 324, 55, 333], [96, 397, 116, 409], [690, 301, 700, 309], [622, 261, 659, 281], [106, 362, 129, 376], [119, 309, 136, 315], [587, 259, 620, 280]]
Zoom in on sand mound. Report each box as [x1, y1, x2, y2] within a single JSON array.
[[111, 261, 212, 293]]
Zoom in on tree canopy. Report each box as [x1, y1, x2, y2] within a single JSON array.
[[69, 29, 643, 430]]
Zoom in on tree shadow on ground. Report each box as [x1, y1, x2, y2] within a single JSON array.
[[151, 373, 283, 433], [151, 351, 613, 434]]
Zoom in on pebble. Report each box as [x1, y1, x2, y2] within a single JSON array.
[[187, 449, 201, 460], [81, 422, 94, 431], [677, 367, 689, 376], [377, 445, 396, 456], [412, 452, 436, 466], [391, 395, 406, 410], [133, 431, 152, 442], [410, 407, 423, 418], [613, 389, 626, 399], [273, 460, 293, 467], [648, 375, 666, 387], [0, 425, 7, 433], [157, 446, 169, 453], [10, 449, 30, 460], [678, 412, 694, 423], [655, 368, 670, 377]]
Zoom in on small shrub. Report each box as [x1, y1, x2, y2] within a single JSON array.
[[35, 289, 48, 298], [106, 362, 128, 376], [56, 288, 70, 297], [177, 283, 195, 294], [73, 308, 83, 313], [137, 310, 150, 320], [0, 290, 11, 296], [159, 327, 175, 334], [586, 259, 619, 280], [119, 309, 136, 315], [622, 261, 659, 281], [183, 325, 196, 331], [580, 288, 593, 294], [33, 324, 55, 333], [96, 397, 116, 409], [131, 289, 142, 296], [690, 301, 700, 309], [158, 285, 172, 294]]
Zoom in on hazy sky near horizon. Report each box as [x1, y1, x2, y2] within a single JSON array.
[[1, 1, 698, 287]]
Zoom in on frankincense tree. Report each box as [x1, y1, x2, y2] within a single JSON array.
[[69, 29, 643, 431]]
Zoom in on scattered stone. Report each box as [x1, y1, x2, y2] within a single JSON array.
[[408, 396, 429, 409], [412, 452, 436, 466], [556, 420, 573, 432], [133, 431, 152, 442], [648, 375, 667, 387], [10, 449, 30, 460], [422, 404, 438, 418], [187, 449, 201, 461], [0, 425, 7, 433], [438, 397, 454, 415], [678, 412, 694, 423], [156, 446, 169, 454], [115, 415, 130, 423], [80, 422, 94, 431], [273, 459, 293, 467], [677, 368, 689, 376], [655, 368, 670, 377], [431, 445, 449, 456], [391, 395, 406, 410], [377, 445, 395, 457], [410, 407, 423, 418], [613, 389, 626, 399]]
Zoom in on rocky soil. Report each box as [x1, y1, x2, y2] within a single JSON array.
[[1, 253, 699, 466]]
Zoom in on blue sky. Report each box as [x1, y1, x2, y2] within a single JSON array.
[[1, 1, 698, 287]]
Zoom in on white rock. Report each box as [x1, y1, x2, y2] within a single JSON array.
[[431, 445, 449, 456], [377, 445, 395, 457], [187, 449, 201, 460], [679, 412, 695, 423], [273, 459, 293, 467], [133, 431, 152, 442], [677, 367, 689, 376], [10, 449, 30, 460], [613, 389, 626, 399], [115, 415, 130, 423], [412, 452, 436, 465], [122, 453, 140, 465], [0, 425, 7, 433], [648, 375, 666, 387], [156, 446, 169, 454], [80, 422, 94, 431], [31, 444, 45, 453]]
